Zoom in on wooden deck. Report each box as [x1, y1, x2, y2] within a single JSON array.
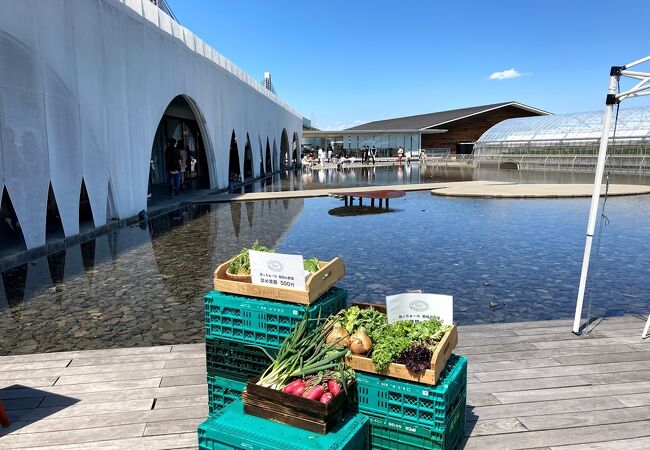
[[0, 314, 648, 449]]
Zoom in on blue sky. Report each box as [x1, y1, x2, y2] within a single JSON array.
[[168, 0, 650, 130]]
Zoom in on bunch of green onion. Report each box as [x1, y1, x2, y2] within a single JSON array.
[[256, 313, 350, 390]]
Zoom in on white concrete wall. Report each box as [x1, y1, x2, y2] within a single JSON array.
[[0, 0, 302, 249]]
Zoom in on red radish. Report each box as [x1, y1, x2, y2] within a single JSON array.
[[302, 384, 325, 401], [293, 384, 307, 396], [283, 379, 305, 395], [320, 392, 334, 404], [328, 380, 342, 396]]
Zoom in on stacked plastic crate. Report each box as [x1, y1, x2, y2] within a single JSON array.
[[355, 354, 468, 450], [203, 287, 348, 414]]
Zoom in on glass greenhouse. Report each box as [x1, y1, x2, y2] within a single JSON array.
[[473, 107, 650, 173]]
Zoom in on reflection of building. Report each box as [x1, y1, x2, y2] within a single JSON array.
[[304, 102, 548, 157], [474, 107, 650, 173], [0, 0, 302, 250]]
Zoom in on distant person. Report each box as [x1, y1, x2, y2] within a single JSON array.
[[397, 147, 404, 164], [1, 202, 20, 234], [318, 147, 324, 166], [419, 148, 426, 163], [370, 145, 376, 165], [327, 148, 333, 163], [177, 139, 188, 190], [165, 138, 181, 194]]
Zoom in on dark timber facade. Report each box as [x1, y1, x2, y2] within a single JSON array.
[[347, 102, 549, 155]]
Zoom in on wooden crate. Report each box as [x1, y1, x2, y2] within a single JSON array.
[[213, 257, 345, 305], [344, 303, 458, 386], [243, 379, 354, 434]]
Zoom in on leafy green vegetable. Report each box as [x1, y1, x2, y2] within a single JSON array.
[[228, 241, 274, 275], [342, 306, 387, 342], [303, 257, 320, 273], [370, 317, 450, 371], [396, 343, 433, 373]]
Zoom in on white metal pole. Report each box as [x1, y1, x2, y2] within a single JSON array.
[[572, 69, 620, 334]]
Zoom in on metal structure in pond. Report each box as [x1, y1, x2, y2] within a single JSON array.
[[573, 55, 650, 336]]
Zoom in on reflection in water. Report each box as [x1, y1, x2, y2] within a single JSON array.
[[0, 200, 304, 355], [2, 166, 650, 356], [328, 206, 396, 217]]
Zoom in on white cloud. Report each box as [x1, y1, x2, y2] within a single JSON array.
[[316, 119, 365, 131], [489, 68, 527, 80]]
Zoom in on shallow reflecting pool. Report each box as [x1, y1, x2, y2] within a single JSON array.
[[2, 179, 650, 355]]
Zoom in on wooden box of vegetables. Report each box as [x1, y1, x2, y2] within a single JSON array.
[[337, 303, 458, 386], [242, 313, 356, 434], [213, 242, 345, 305]]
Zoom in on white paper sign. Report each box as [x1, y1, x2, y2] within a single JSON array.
[[386, 293, 453, 325], [249, 250, 306, 291]]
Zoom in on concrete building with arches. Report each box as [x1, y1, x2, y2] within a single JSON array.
[[0, 0, 302, 251]]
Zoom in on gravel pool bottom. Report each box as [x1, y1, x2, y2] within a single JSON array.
[[1, 191, 649, 355]]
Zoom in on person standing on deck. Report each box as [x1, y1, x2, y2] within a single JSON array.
[[165, 138, 181, 194]]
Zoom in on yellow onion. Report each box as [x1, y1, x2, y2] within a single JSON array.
[[326, 322, 350, 348], [349, 326, 372, 354]]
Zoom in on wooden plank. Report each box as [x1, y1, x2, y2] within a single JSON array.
[[553, 349, 650, 366], [170, 343, 204, 352], [2, 397, 44, 411], [519, 405, 650, 431], [143, 417, 204, 436], [511, 318, 648, 336], [160, 374, 206, 387], [0, 377, 59, 389], [468, 396, 626, 420], [468, 358, 562, 373], [10, 406, 207, 434], [163, 357, 205, 369], [551, 436, 650, 449], [468, 375, 591, 395], [617, 392, 650, 407], [153, 395, 208, 410], [55, 365, 206, 385], [25, 432, 198, 450], [0, 423, 146, 448], [584, 371, 650, 384], [467, 393, 502, 407], [0, 378, 163, 400], [456, 343, 537, 355], [0, 359, 72, 372], [461, 345, 637, 363], [458, 329, 519, 340], [0, 361, 166, 380], [7, 399, 154, 422], [627, 343, 650, 351], [459, 332, 585, 348], [474, 360, 650, 382], [532, 337, 641, 350], [463, 421, 650, 450], [468, 417, 527, 436], [39, 385, 207, 407], [0, 346, 172, 365], [68, 352, 202, 367], [494, 381, 650, 404]]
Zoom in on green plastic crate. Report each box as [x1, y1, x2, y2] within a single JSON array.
[[207, 374, 245, 414], [197, 399, 369, 450], [206, 337, 275, 382], [368, 393, 466, 450], [204, 287, 347, 347], [356, 355, 467, 430]]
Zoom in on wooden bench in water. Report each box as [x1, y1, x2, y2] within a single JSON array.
[[332, 189, 405, 209]]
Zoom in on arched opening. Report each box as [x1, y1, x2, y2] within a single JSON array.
[[149, 95, 210, 201], [258, 137, 265, 178], [265, 138, 272, 173], [229, 131, 241, 188], [0, 187, 26, 252], [243, 134, 254, 180], [46, 183, 64, 240], [280, 129, 290, 169], [292, 132, 299, 166], [78, 179, 95, 229]]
